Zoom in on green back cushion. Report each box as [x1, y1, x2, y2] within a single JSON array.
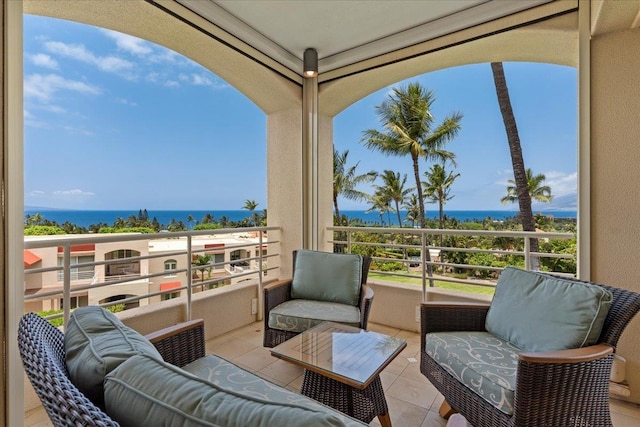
[[485, 267, 612, 352], [104, 354, 347, 427], [291, 250, 362, 306], [64, 306, 161, 406]]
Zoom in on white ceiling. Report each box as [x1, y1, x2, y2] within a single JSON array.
[[177, 0, 553, 76]]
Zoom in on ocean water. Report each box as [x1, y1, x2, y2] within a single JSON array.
[[24, 208, 577, 229]]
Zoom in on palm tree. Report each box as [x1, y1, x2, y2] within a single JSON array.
[[374, 170, 412, 228], [422, 163, 460, 231], [242, 199, 259, 226], [333, 148, 377, 223], [501, 168, 553, 205], [403, 194, 420, 228], [361, 82, 462, 228], [366, 192, 392, 226], [491, 62, 539, 268], [186, 214, 195, 229]]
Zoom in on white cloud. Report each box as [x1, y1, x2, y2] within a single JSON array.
[[178, 73, 228, 89], [543, 171, 577, 196], [164, 80, 180, 87], [101, 29, 152, 56], [117, 98, 137, 107], [28, 53, 59, 70], [146, 72, 159, 83], [28, 190, 46, 197], [52, 189, 95, 198], [62, 125, 94, 136], [43, 40, 134, 75], [40, 104, 67, 114], [24, 73, 101, 102]]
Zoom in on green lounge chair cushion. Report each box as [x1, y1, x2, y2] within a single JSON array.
[[104, 354, 356, 427], [268, 299, 361, 333], [425, 331, 520, 415], [485, 267, 612, 352], [291, 250, 362, 306]]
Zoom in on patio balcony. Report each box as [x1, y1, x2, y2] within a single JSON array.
[[21, 227, 640, 426]]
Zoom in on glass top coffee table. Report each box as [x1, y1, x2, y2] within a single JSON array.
[[271, 321, 406, 427]]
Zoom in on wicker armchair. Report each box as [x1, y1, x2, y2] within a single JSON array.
[[18, 312, 205, 427], [263, 250, 373, 348], [420, 277, 640, 427]]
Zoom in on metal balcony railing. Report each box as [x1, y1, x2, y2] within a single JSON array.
[[329, 226, 576, 299], [23, 227, 280, 326]]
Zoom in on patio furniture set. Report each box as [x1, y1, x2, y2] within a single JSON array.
[[19, 250, 640, 427]]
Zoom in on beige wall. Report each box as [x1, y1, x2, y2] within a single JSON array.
[[591, 28, 640, 404]]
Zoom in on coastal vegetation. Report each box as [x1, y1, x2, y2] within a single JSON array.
[[23, 208, 267, 235]]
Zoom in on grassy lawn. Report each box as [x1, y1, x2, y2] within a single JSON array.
[[369, 272, 495, 296]]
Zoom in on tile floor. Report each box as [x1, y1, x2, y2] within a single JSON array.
[[25, 321, 640, 427]]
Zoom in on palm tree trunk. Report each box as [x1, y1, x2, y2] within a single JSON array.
[[412, 154, 426, 228], [491, 62, 540, 269]]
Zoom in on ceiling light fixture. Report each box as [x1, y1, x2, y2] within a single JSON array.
[[303, 48, 318, 78]]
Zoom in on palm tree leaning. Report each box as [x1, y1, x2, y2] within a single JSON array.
[[491, 62, 540, 269], [333, 148, 377, 224], [361, 82, 462, 228], [501, 168, 553, 205]]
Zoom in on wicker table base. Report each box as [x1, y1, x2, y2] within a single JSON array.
[[301, 370, 390, 426]]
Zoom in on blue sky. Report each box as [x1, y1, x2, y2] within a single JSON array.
[[24, 15, 577, 212]]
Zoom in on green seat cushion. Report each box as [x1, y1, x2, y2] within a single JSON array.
[[425, 331, 520, 415], [268, 299, 361, 333], [64, 306, 161, 407], [183, 355, 366, 426], [105, 354, 355, 427], [485, 267, 612, 352], [291, 250, 362, 306]]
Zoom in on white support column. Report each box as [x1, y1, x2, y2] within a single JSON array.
[[577, 0, 590, 280], [5, 0, 25, 424], [302, 76, 318, 250]]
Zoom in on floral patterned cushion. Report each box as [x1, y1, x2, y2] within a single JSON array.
[[268, 299, 361, 333], [183, 354, 367, 426], [425, 331, 521, 415]]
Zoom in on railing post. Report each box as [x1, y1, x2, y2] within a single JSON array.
[[347, 229, 352, 254], [63, 245, 71, 326], [186, 235, 193, 320], [257, 232, 264, 321], [524, 236, 531, 271], [421, 232, 427, 301]]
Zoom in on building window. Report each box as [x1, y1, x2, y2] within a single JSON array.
[[162, 292, 180, 301], [57, 255, 95, 281], [213, 253, 224, 267], [105, 249, 141, 278], [164, 259, 177, 277]]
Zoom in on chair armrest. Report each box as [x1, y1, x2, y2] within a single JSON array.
[[519, 343, 614, 364], [359, 285, 374, 329], [145, 319, 205, 367], [263, 279, 293, 312], [513, 344, 615, 424], [420, 301, 491, 353]]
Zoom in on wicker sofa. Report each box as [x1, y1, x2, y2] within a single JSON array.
[[420, 267, 640, 427], [19, 307, 366, 427]]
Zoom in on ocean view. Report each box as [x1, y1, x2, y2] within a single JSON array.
[[24, 208, 577, 229]]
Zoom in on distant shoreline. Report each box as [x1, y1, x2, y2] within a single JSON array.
[[24, 208, 577, 229]]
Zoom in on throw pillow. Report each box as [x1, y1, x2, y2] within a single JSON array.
[[65, 306, 161, 407]]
